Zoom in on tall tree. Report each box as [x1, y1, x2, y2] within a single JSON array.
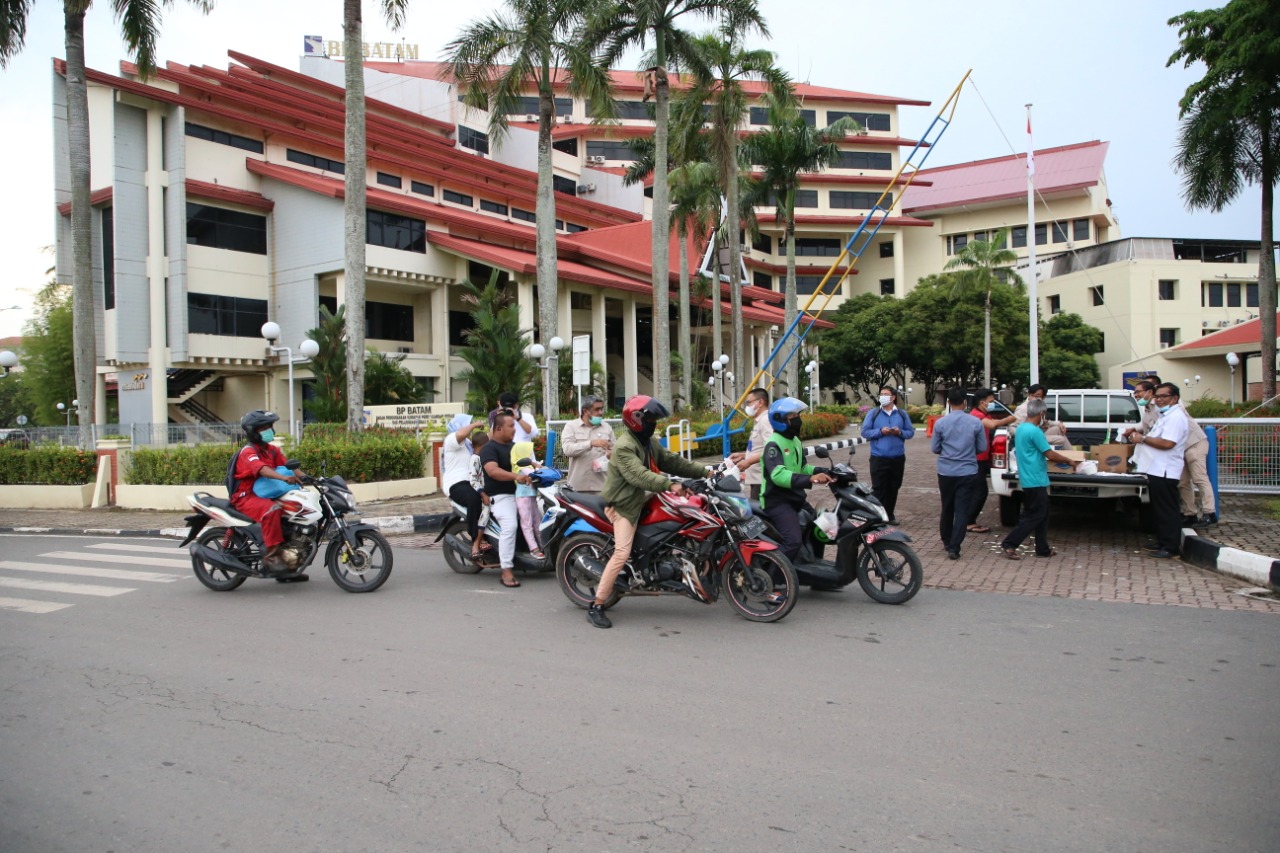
[[344, 0, 410, 432], [305, 304, 349, 423], [588, 0, 764, 406], [2, 0, 214, 447], [943, 228, 1021, 389], [455, 274, 542, 414], [15, 281, 75, 426], [741, 95, 855, 393], [446, 0, 613, 421], [685, 15, 786, 387], [1168, 0, 1280, 401]]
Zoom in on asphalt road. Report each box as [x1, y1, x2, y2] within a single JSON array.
[[0, 534, 1277, 852]]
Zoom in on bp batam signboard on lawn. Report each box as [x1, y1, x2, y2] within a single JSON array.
[[363, 403, 464, 430]]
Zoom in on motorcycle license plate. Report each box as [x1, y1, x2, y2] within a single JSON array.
[[863, 526, 898, 544], [739, 516, 766, 539]]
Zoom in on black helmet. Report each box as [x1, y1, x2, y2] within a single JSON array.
[[241, 409, 279, 443]]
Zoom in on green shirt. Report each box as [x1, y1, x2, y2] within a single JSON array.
[[760, 432, 817, 509], [599, 429, 708, 522]]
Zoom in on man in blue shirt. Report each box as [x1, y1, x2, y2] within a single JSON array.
[[861, 385, 914, 523], [931, 387, 987, 559], [1000, 397, 1078, 559]]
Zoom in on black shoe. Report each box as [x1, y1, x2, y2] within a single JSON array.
[[947, 548, 961, 561], [1197, 513, 1218, 526], [1181, 514, 1198, 526], [587, 604, 612, 629], [1147, 549, 1180, 559]]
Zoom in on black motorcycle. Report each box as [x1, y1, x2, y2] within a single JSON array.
[[746, 446, 922, 604]]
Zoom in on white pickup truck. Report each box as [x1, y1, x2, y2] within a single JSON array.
[[987, 389, 1152, 527]]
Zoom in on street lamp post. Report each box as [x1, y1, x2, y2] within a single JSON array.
[[261, 322, 320, 439], [804, 359, 819, 407], [57, 400, 78, 428], [709, 354, 731, 455], [0, 350, 16, 376], [526, 336, 565, 418], [1226, 352, 1240, 408]]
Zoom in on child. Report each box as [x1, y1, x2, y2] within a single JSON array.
[[511, 440, 544, 559]]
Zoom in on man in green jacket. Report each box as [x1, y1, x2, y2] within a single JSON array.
[[760, 397, 832, 561], [589, 395, 709, 629]]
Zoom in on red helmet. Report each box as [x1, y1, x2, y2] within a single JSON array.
[[621, 395, 669, 433]]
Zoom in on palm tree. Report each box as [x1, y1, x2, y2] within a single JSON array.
[[1168, 1, 1279, 401], [344, 0, 410, 432], [446, 0, 614, 421], [587, 0, 765, 406], [944, 228, 1021, 388], [741, 95, 856, 393], [684, 15, 787, 386], [2, 0, 213, 447], [455, 274, 542, 413]]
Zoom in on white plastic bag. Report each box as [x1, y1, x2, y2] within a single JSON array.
[[1075, 460, 1099, 475], [719, 457, 741, 479], [814, 510, 839, 541], [591, 455, 610, 474]]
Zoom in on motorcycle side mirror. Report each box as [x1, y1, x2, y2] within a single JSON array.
[[814, 446, 830, 459], [516, 457, 533, 467], [285, 459, 303, 470]]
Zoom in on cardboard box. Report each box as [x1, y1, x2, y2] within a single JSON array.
[[1048, 450, 1088, 473], [1088, 444, 1134, 474]]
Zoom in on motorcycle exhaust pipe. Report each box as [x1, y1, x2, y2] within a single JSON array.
[[443, 533, 478, 564], [571, 550, 605, 580], [190, 543, 254, 576]]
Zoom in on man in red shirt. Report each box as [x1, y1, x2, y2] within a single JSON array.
[[967, 389, 1016, 533], [230, 410, 299, 574]]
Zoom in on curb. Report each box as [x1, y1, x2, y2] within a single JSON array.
[[1181, 531, 1280, 591], [0, 512, 450, 539]]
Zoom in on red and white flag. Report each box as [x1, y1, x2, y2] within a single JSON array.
[[1026, 110, 1035, 176]]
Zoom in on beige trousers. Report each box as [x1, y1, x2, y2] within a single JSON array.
[[1178, 440, 1214, 515], [595, 507, 635, 605]]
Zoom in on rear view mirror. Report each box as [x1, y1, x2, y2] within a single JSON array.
[[285, 460, 303, 470], [516, 457, 532, 467], [814, 446, 830, 459]]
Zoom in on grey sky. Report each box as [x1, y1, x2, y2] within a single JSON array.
[[0, 0, 1261, 337]]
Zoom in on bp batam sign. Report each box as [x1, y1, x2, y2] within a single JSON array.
[[363, 403, 464, 430]]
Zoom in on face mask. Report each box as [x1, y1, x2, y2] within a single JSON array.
[[782, 417, 802, 439], [745, 403, 759, 418], [1136, 397, 1148, 407], [1157, 404, 1172, 414], [878, 395, 891, 407], [637, 423, 657, 442], [589, 416, 603, 426], [259, 428, 275, 443]]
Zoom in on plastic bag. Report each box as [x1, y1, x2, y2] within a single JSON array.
[[591, 455, 610, 474], [814, 510, 840, 542], [1075, 460, 1098, 475], [251, 466, 295, 499]]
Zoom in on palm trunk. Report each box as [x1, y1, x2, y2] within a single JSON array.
[[64, 5, 95, 448], [343, 0, 367, 432], [784, 220, 798, 395], [711, 230, 723, 370], [726, 135, 745, 399], [984, 288, 992, 388], [650, 56, 671, 404], [537, 74, 560, 420], [677, 224, 691, 409], [1259, 125, 1276, 402]]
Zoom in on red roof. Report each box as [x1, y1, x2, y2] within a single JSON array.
[[428, 232, 652, 296], [901, 141, 1109, 214], [1169, 313, 1280, 355]]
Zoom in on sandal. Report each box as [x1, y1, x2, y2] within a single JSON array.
[[529, 548, 546, 560], [1001, 547, 1022, 560], [500, 573, 521, 588], [967, 524, 991, 533]]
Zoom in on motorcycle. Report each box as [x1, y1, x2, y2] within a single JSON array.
[[554, 464, 798, 622], [436, 461, 574, 575], [179, 470, 393, 593], [751, 445, 922, 604]]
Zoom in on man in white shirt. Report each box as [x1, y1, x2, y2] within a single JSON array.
[[489, 391, 539, 444], [1131, 382, 1189, 559], [728, 388, 771, 500], [560, 395, 614, 493], [440, 414, 488, 559]]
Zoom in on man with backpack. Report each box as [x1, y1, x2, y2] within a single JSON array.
[[228, 410, 300, 576]]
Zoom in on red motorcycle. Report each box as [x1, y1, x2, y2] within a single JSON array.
[[553, 468, 798, 622]]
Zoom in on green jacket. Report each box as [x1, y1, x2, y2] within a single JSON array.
[[760, 432, 817, 510], [600, 429, 707, 522]]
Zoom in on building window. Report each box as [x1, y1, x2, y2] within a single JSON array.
[[101, 207, 115, 310], [566, 223, 588, 233], [752, 233, 773, 255], [1226, 282, 1243, 307], [948, 234, 969, 255], [366, 301, 414, 342], [552, 138, 578, 156], [505, 96, 573, 117], [411, 180, 434, 197], [1159, 328, 1180, 348], [570, 292, 592, 310], [376, 172, 402, 189], [831, 190, 890, 209], [585, 140, 639, 161], [1034, 223, 1047, 246], [1247, 282, 1259, 307], [794, 189, 819, 208], [880, 278, 895, 295], [187, 293, 268, 337], [1052, 221, 1069, 243], [752, 271, 772, 290], [366, 209, 426, 253], [585, 99, 651, 120], [480, 199, 508, 215], [972, 230, 988, 244], [442, 189, 473, 207], [1048, 294, 1061, 314], [556, 219, 565, 230], [286, 148, 344, 174], [185, 122, 264, 154], [1011, 226, 1027, 249], [552, 175, 577, 196], [1073, 218, 1090, 241], [826, 110, 891, 132], [186, 203, 267, 255], [1158, 279, 1176, 300], [511, 207, 536, 223], [1098, 333, 1105, 351], [794, 237, 841, 257], [1090, 286, 1104, 306], [749, 106, 814, 126], [879, 241, 894, 258], [468, 261, 510, 289], [447, 310, 475, 347], [1203, 282, 1223, 307], [835, 150, 892, 170], [795, 275, 824, 295], [458, 126, 489, 155]]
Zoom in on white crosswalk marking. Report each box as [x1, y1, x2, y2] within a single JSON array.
[[89, 542, 190, 555], [0, 596, 74, 614], [0, 577, 136, 597], [0, 561, 179, 583], [40, 551, 190, 568]]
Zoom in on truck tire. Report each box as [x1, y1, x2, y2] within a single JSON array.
[[999, 494, 1021, 528]]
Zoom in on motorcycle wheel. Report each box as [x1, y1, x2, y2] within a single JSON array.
[[191, 527, 247, 592], [326, 529, 393, 593], [857, 541, 923, 604], [442, 517, 484, 574], [722, 550, 797, 622], [555, 533, 620, 610]]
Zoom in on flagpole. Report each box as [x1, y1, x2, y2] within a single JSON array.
[[1026, 103, 1039, 385]]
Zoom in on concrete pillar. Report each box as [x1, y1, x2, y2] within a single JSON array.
[[430, 285, 450, 402], [592, 294, 608, 400], [623, 296, 639, 399], [144, 109, 169, 440]]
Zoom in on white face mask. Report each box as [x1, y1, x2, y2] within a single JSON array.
[[745, 403, 759, 418], [878, 395, 892, 407]]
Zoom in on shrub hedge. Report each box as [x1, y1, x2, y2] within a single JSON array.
[[0, 447, 99, 485], [125, 436, 426, 486]]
